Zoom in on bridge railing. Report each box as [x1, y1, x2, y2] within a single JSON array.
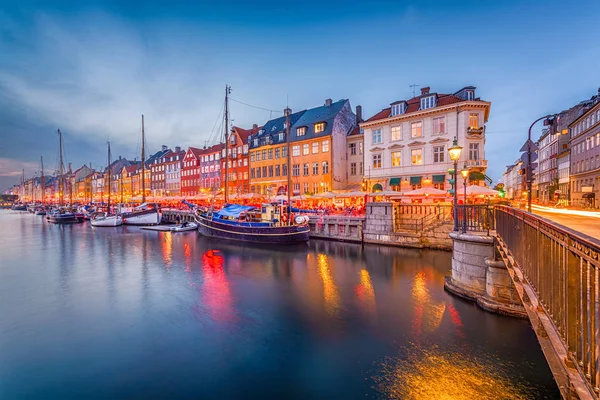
[[455, 204, 494, 235], [495, 205, 600, 395]]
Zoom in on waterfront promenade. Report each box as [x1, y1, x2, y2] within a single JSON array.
[[0, 210, 558, 399]]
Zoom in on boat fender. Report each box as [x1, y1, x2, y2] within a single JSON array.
[[282, 214, 288, 223], [295, 215, 309, 225]]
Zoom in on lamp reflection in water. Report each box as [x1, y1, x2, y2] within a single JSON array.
[[161, 232, 173, 270], [317, 254, 339, 316], [184, 243, 192, 273], [200, 250, 234, 323], [411, 270, 445, 338], [355, 269, 376, 317], [373, 344, 533, 400]]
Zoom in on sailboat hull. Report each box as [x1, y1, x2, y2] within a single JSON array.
[[91, 215, 123, 227], [122, 209, 161, 225], [196, 214, 310, 244]]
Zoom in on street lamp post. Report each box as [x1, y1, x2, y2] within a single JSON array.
[[461, 163, 469, 233], [526, 114, 554, 213], [448, 137, 463, 231]]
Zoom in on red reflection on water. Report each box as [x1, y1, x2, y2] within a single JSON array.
[[184, 243, 191, 272], [354, 269, 376, 316], [201, 250, 234, 322], [448, 303, 465, 338]]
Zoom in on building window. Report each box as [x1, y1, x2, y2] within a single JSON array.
[[312, 182, 319, 193], [350, 163, 357, 175], [411, 122, 422, 138], [275, 165, 280, 176], [303, 144, 310, 155], [433, 117, 446, 135], [282, 146, 288, 158], [262, 150, 267, 160], [322, 161, 329, 174], [312, 162, 319, 175], [469, 143, 479, 160], [322, 140, 329, 152], [349, 143, 357, 155], [278, 132, 284, 141], [296, 127, 306, 137], [433, 146, 445, 163], [255, 152, 261, 162], [303, 163, 309, 176], [262, 166, 267, 177], [391, 103, 405, 116], [303, 182, 309, 193], [372, 129, 382, 144], [312, 142, 319, 154], [282, 164, 288, 176], [359, 142, 363, 154], [391, 151, 401, 167], [292, 164, 300, 176], [420, 96, 435, 110], [466, 90, 474, 101], [293, 183, 300, 194], [268, 149, 273, 159], [411, 149, 423, 165], [268, 166, 273, 177], [256, 168, 261, 178], [292, 145, 300, 157], [372, 154, 382, 169], [314, 122, 325, 133], [359, 162, 363, 175], [275, 148, 280, 158], [391, 125, 402, 141], [469, 113, 479, 129]]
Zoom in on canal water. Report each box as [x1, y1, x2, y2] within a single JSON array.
[[0, 211, 559, 399]]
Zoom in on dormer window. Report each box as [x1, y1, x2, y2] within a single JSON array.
[[253, 138, 258, 146], [466, 90, 474, 101], [391, 103, 406, 116], [314, 122, 325, 133], [420, 96, 436, 110], [296, 127, 306, 137]]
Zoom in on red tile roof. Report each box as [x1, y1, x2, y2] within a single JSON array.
[[365, 93, 466, 123], [347, 126, 362, 136], [232, 126, 261, 143]]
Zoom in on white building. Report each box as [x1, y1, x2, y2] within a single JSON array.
[[359, 86, 491, 194]]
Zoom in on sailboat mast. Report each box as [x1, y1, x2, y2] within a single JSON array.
[[40, 156, 45, 205], [141, 114, 146, 204], [58, 129, 64, 205], [285, 107, 291, 223], [21, 169, 25, 202], [107, 142, 111, 212], [68, 163, 73, 205], [224, 85, 230, 204]]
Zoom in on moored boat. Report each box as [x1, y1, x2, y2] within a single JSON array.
[[195, 204, 310, 244], [34, 207, 47, 215], [46, 209, 79, 224], [170, 221, 198, 232], [121, 203, 162, 225], [90, 212, 123, 227], [11, 203, 27, 211]]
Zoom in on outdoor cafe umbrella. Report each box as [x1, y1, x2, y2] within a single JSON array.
[[241, 192, 262, 199], [272, 194, 288, 202], [465, 185, 499, 196], [368, 190, 403, 197], [403, 187, 448, 196], [312, 191, 337, 199], [336, 190, 367, 198]]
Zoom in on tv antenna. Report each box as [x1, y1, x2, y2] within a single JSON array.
[[409, 84, 420, 97]]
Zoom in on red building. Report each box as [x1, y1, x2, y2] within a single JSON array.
[[181, 147, 204, 197], [222, 125, 258, 196]]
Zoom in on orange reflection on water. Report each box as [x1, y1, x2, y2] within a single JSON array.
[[161, 232, 173, 269], [373, 345, 532, 399], [201, 250, 234, 323], [184, 243, 191, 272], [355, 269, 376, 316], [411, 270, 445, 337], [317, 254, 339, 316]]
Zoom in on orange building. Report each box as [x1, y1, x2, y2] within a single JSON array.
[[221, 125, 258, 196], [248, 99, 357, 196]]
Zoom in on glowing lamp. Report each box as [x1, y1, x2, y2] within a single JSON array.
[[460, 164, 469, 180], [448, 138, 463, 161]]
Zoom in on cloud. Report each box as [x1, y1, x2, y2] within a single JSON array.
[[0, 157, 39, 177]]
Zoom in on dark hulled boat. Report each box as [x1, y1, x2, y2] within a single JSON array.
[[195, 204, 310, 244], [46, 209, 80, 224]]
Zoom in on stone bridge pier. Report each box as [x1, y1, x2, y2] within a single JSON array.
[[444, 231, 526, 318]]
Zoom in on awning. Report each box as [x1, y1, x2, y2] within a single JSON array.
[[469, 171, 486, 181], [389, 178, 401, 186], [432, 174, 445, 183], [410, 176, 422, 185], [583, 193, 596, 199], [372, 183, 383, 192]]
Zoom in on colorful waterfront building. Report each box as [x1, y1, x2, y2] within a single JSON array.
[[201, 143, 224, 193], [163, 147, 185, 197], [222, 126, 256, 196], [181, 147, 203, 197], [345, 105, 364, 191], [249, 99, 357, 196], [360, 86, 491, 194], [150, 145, 171, 198]]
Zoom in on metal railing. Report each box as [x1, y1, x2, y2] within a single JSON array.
[[495, 206, 600, 396], [455, 204, 494, 234], [394, 204, 453, 232]]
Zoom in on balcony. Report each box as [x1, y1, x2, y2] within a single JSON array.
[[467, 126, 485, 136], [465, 159, 488, 168]]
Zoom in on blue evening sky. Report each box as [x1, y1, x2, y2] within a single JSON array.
[[1, 0, 599, 190]]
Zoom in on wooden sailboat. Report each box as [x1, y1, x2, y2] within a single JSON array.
[[121, 114, 162, 225], [91, 142, 123, 227], [47, 129, 79, 223], [195, 85, 310, 244]]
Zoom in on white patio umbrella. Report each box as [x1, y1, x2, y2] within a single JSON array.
[[272, 194, 288, 201], [465, 185, 499, 196], [312, 191, 337, 199], [403, 187, 448, 196], [291, 194, 311, 201], [368, 190, 403, 197], [241, 192, 262, 199], [336, 190, 367, 198]]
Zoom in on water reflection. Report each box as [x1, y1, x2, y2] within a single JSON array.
[[200, 250, 235, 323], [317, 254, 340, 316], [355, 269, 376, 318], [161, 232, 173, 270]]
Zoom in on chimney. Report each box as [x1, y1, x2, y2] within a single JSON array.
[[161, 145, 168, 151], [355, 105, 363, 122], [284, 107, 292, 116], [175, 146, 181, 153], [119, 156, 122, 160], [325, 98, 332, 106], [252, 124, 258, 129], [420, 87, 430, 95]]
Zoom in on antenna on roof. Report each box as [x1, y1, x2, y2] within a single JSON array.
[[409, 84, 420, 97]]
